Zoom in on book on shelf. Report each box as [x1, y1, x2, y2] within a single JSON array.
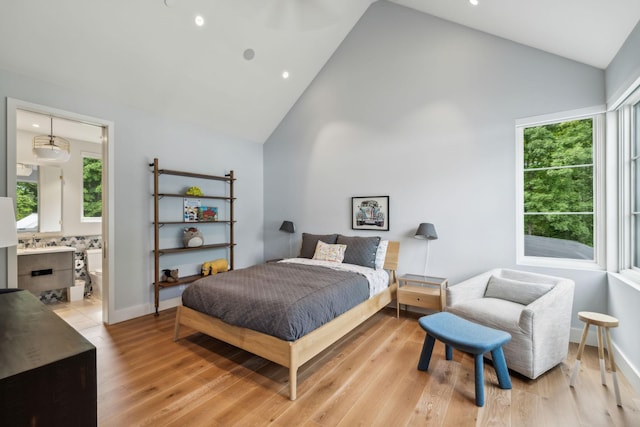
[[183, 198, 201, 222], [199, 206, 218, 222]]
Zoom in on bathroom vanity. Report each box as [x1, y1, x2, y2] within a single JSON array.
[[17, 246, 75, 293]]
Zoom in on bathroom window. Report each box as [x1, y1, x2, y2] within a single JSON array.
[[82, 154, 102, 221], [16, 180, 38, 232]]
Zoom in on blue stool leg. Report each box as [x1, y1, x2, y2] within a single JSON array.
[[490, 346, 512, 390], [418, 334, 436, 371], [474, 354, 485, 407], [445, 344, 453, 361]]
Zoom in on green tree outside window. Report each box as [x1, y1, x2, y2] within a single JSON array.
[[16, 181, 38, 221], [83, 157, 102, 218], [523, 119, 594, 252]]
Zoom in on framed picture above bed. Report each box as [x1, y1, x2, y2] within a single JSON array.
[[352, 196, 389, 231]]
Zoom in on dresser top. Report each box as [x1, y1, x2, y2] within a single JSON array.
[[0, 290, 95, 380]]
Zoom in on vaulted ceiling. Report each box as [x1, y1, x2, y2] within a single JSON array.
[[1, 1, 639, 143]]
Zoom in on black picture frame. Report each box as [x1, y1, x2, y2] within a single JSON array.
[[351, 196, 389, 231]]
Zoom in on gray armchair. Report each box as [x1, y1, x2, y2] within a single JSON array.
[[446, 268, 575, 379]]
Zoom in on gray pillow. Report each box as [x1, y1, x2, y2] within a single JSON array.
[[336, 235, 381, 269], [484, 275, 553, 306], [299, 233, 338, 258]]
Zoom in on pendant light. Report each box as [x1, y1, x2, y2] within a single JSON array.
[[32, 116, 71, 162]]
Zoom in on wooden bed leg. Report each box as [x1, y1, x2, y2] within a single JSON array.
[[173, 306, 182, 342], [289, 367, 297, 401]]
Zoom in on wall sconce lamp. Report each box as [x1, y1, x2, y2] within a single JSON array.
[[279, 220, 295, 258], [414, 222, 438, 276]]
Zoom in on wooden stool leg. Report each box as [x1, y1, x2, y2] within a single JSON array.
[[605, 327, 622, 407], [474, 354, 485, 407], [570, 321, 590, 387], [597, 326, 607, 386], [418, 335, 436, 371]]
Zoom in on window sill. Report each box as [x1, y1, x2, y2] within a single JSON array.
[[81, 217, 102, 223], [609, 270, 640, 292], [517, 256, 604, 272]]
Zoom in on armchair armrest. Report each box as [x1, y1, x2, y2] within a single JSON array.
[[519, 279, 575, 333], [446, 269, 497, 308]]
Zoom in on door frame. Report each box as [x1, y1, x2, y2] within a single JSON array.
[[6, 98, 115, 324]]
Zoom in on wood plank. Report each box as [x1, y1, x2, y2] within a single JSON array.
[[238, 313, 394, 426], [310, 320, 417, 426]]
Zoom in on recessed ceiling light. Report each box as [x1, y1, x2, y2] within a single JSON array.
[[195, 15, 204, 26], [243, 48, 255, 61], [32, 123, 40, 128], [469, 0, 479, 5], [282, 70, 290, 79]]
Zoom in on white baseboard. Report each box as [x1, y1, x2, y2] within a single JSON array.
[[108, 296, 182, 324]]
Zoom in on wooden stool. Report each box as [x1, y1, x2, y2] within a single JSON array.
[[569, 311, 621, 406]]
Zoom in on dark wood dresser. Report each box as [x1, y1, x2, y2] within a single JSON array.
[[0, 289, 97, 426]]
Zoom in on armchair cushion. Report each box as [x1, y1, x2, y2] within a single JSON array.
[[484, 275, 553, 306]]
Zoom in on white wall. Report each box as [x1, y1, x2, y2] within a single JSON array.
[[264, 2, 607, 326], [1, 67, 264, 321], [606, 19, 640, 106]]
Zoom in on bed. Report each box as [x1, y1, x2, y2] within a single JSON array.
[[173, 236, 399, 400]]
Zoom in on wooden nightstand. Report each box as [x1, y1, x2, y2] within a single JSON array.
[[397, 274, 448, 318]]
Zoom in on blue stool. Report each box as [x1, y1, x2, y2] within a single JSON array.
[[417, 312, 512, 407]]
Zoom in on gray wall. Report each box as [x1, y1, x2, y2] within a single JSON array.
[[1, 67, 264, 320], [606, 19, 640, 105], [264, 1, 607, 325]]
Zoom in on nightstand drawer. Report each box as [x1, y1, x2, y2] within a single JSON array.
[[397, 288, 442, 311]]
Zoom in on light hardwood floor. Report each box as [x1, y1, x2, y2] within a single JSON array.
[[53, 304, 640, 426]]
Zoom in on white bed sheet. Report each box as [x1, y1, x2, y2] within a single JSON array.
[[278, 258, 390, 298]]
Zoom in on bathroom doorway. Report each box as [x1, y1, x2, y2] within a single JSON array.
[[6, 98, 115, 324]]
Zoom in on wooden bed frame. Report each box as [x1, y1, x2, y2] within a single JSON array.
[[173, 241, 399, 400]]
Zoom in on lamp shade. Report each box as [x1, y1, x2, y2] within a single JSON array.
[[0, 197, 18, 248], [279, 220, 295, 233], [414, 223, 438, 240], [32, 117, 71, 163]]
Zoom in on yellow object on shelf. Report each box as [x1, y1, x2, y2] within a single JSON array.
[[201, 258, 228, 276]]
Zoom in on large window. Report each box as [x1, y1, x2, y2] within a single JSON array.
[[620, 88, 640, 272], [633, 101, 640, 267], [516, 109, 604, 267], [82, 155, 102, 221]]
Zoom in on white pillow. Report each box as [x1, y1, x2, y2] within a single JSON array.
[[375, 240, 389, 270], [312, 240, 347, 263], [484, 275, 553, 306]]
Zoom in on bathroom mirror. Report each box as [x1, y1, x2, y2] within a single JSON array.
[[16, 164, 62, 234]]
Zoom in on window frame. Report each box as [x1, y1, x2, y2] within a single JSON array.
[[81, 152, 103, 223], [618, 87, 640, 277], [15, 179, 39, 233], [515, 106, 606, 270]]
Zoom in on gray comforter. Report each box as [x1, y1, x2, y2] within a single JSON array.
[[181, 262, 369, 341]]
